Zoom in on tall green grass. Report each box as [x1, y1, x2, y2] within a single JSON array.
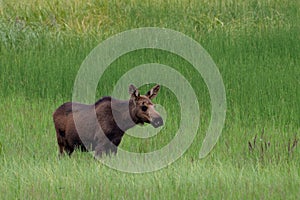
[[0, 0, 299, 199]]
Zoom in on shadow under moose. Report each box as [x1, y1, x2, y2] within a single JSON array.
[[53, 84, 164, 158]]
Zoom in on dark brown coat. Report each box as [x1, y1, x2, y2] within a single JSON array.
[[53, 84, 163, 157]]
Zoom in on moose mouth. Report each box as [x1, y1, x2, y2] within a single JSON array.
[[151, 117, 164, 128]]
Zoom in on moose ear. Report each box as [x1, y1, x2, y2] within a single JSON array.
[[146, 84, 160, 99], [129, 84, 140, 98]]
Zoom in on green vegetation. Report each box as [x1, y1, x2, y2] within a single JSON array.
[[0, 0, 299, 199]]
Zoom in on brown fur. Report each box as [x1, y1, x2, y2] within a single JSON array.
[[53, 84, 163, 157]]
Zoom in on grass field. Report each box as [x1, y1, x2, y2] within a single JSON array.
[[0, 0, 300, 199]]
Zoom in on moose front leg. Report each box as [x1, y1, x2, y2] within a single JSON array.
[[94, 142, 118, 159], [94, 140, 114, 158], [110, 136, 122, 154], [106, 142, 118, 155], [94, 132, 123, 158], [93, 131, 110, 158], [94, 142, 106, 159]]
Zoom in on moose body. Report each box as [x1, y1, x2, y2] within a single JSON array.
[[53, 84, 163, 157]]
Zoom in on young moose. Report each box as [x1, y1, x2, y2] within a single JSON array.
[[53, 84, 163, 157]]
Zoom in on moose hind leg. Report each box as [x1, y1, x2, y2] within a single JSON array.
[[58, 145, 65, 157], [64, 146, 74, 156], [56, 129, 67, 157]]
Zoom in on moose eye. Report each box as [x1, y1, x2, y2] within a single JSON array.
[[141, 105, 148, 112]]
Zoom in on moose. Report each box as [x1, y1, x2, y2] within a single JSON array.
[[53, 84, 163, 158]]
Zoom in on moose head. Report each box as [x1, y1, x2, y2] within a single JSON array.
[[128, 84, 163, 128]]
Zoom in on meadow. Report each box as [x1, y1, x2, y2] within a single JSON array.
[[0, 0, 299, 199]]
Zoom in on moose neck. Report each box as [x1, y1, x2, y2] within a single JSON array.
[[111, 98, 137, 132]]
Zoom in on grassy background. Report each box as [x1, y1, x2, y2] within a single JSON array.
[[0, 0, 300, 199]]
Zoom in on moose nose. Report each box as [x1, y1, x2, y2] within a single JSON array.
[[151, 117, 164, 128]]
